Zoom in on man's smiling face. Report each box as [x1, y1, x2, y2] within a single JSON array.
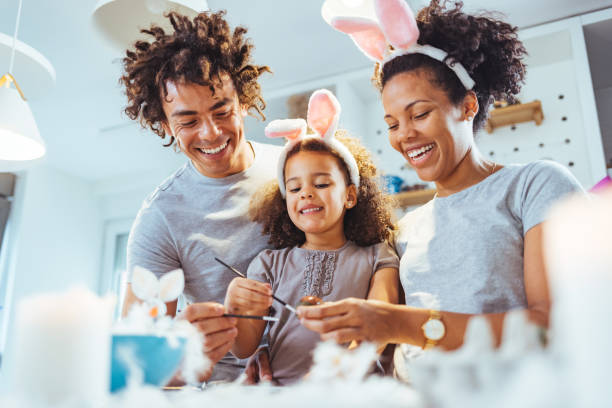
[[161, 75, 252, 178]]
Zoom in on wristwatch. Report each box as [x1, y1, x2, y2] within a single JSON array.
[[421, 310, 445, 350]]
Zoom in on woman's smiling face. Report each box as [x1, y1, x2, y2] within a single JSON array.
[[381, 70, 475, 183]]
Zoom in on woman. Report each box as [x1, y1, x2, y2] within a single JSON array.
[[299, 0, 582, 357]]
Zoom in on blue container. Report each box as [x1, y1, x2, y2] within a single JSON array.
[[110, 334, 186, 392], [381, 175, 404, 194]]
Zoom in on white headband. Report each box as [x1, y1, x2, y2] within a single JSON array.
[[384, 44, 475, 90], [265, 89, 360, 198], [328, 0, 475, 90]]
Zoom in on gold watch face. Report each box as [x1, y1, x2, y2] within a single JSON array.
[[423, 318, 445, 341]]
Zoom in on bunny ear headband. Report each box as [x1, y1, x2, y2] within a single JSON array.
[[329, 0, 475, 90], [265, 89, 359, 198]]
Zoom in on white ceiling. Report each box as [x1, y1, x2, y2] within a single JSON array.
[[1, 0, 611, 182]]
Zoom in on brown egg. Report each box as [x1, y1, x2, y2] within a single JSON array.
[[298, 295, 323, 307]]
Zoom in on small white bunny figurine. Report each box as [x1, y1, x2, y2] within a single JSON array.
[[130, 266, 185, 318]]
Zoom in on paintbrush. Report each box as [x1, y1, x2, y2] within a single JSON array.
[[214, 257, 298, 314], [223, 313, 279, 322]]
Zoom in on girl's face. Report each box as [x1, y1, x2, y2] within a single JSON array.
[[381, 70, 476, 182], [284, 151, 357, 243]]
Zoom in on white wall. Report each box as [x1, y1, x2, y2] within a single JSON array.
[[595, 86, 612, 168], [0, 164, 103, 379]]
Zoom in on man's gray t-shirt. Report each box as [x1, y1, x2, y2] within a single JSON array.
[[394, 160, 583, 314], [247, 241, 399, 385], [126, 141, 282, 380]]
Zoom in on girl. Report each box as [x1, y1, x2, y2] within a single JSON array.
[[299, 0, 583, 377], [224, 89, 399, 385]]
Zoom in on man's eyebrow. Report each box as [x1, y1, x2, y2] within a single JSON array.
[[171, 110, 198, 118], [210, 98, 232, 111], [170, 98, 233, 117]]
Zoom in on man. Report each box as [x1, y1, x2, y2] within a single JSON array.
[[120, 10, 279, 382]]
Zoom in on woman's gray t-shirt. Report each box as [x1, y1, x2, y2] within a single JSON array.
[[394, 160, 583, 314], [247, 240, 399, 385]]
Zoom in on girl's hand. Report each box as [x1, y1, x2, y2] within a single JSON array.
[[224, 277, 273, 314], [298, 298, 397, 345]]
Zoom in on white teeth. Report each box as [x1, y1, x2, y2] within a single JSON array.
[[199, 140, 228, 154], [301, 207, 322, 214], [407, 143, 435, 159]]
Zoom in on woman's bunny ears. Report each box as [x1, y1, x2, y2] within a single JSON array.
[[265, 89, 360, 198], [328, 0, 475, 90]]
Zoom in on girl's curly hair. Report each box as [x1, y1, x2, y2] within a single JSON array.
[[373, 0, 527, 131], [249, 131, 395, 249], [120, 10, 271, 147]]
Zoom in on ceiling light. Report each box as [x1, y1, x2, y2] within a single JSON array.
[[321, 0, 427, 25], [92, 0, 209, 50], [321, 0, 376, 26], [0, 0, 53, 171]]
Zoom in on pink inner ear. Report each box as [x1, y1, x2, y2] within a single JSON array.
[[265, 128, 303, 141], [375, 0, 419, 50], [308, 93, 337, 137], [332, 17, 387, 62]]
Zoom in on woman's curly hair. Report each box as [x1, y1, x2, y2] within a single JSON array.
[[373, 0, 527, 131], [249, 131, 395, 249], [120, 10, 271, 147]]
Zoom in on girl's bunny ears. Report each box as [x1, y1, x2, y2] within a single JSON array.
[[265, 89, 360, 198], [328, 0, 475, 90]]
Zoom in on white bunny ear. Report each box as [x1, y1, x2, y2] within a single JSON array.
[[331, 16, 387, 62], [158, 269, 185, 303], [307, 89, 341, 140], [265, 119, 307, 142], [131, 266, 159, 301], [374, 0, 419, 50]]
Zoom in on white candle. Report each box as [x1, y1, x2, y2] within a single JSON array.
[[13, 287, 114, 406], [544, 190, 612, 408]]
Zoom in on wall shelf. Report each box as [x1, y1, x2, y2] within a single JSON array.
[[485, 100, 544, 133], [391, 189, 436, 208]]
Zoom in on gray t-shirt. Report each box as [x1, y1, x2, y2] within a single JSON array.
[[247, 240, 399, 385], [126, 141, 282, 380], [395, 160, 583, 314]]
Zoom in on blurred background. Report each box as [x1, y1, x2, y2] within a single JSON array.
[[0, 0, 611, 366]]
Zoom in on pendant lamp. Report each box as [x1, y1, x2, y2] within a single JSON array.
[[321, 0, 376, 26], [92, 0, 209, 50], [0, 0, 55, 171]]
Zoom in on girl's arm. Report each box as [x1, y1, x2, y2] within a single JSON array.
[[361, 267, 399, 352], [225, 277, 272, 358], [367, 267, 399, 304], [300, 224, 550, 350]]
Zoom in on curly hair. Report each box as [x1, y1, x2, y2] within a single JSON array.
[[120, 10, 271, 147], [249, 131, 395, 249], [373, 0, 527, 131]]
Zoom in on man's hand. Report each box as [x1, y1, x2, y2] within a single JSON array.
[[182, 302, 238, 382], [243, 347, 273, 384]]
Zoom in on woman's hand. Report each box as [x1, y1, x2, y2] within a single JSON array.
[[224, 277, 273, 314], [298, 298, 398, 345]]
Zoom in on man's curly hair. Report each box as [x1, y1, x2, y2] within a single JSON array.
[[120, 10, 271, 147], [374, 0, 527, 131], [249, 131, 395, 249]]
